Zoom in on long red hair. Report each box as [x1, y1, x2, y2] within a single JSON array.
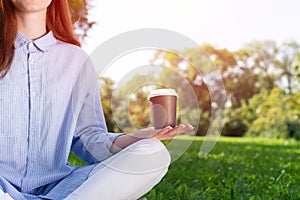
[[0, 0, 81, 78]]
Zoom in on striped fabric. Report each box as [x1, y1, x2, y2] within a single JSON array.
[[0, 32, 121, 199]]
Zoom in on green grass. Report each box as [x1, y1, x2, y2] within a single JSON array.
[[140, 137, 300, 200], [69, 137, 300, 199]]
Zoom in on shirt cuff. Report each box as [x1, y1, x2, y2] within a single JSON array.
[[107, 132, 126, 145]]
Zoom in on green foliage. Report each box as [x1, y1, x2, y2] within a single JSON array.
[[242, 88, 300, 139], [241, 41, 278, 91], [294, 53, 300, 85], [151, 41, 300, 137], [223, 106, 247, 137], [202, 44, 237, 74], [277, 41, 300, 93], [99, 77, 120, 132], [140, 136, 300, 199], [68, 152, 87, 167], [240, 90, 268, 129], [99, 75, 152, 133], [127, 89, 151, 130], [98, 40, 300, 138]]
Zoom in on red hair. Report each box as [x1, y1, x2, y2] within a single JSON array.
[[0, 0, 81, 78], [47, 0, 80, 46], [0, 0, 17, 78]]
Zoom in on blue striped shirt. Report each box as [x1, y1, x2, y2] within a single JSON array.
[[0, 32, 120, 199]]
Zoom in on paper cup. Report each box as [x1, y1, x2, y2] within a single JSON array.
[[148, 89, 178, 129]]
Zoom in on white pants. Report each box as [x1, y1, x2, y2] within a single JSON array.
[[64, 139, 171, 200]]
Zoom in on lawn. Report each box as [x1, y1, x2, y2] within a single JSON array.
[[140, 137, 300, 200], [69, 136, 300, 199]]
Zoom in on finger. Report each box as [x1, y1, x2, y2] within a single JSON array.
[[160, 126, 173, 133], [150, 126, 171, 139], [179, 124, 194, 133], [155, 124, 194, 140], [134, 127, 160, 139], [165, 124, 193, 138], [158, 125, 182, 139], [156, 126, 173, 137]]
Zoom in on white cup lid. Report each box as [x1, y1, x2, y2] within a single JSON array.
[[148, 89, 178, 99]]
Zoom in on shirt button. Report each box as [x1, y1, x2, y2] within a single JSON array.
[[32, 91, 36, 97], [28, 42, 34, 48]]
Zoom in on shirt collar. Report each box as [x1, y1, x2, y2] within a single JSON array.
[[14, 31, 57, 52]]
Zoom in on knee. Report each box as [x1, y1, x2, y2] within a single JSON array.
[[133, 139, 169, 153], [105, 139, 171, 174], [129, 139, 171, 170]]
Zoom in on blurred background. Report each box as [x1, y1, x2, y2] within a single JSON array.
[[68, 1, 300, 198], [70, 0, 300, 139]]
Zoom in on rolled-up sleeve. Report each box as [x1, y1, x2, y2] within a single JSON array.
[[71, 57, 122, 164]]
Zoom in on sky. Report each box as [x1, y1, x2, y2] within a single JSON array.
[[82, 0, 300, 80]]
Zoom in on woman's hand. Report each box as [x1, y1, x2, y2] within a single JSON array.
[[110, 124, 194, 154], [133, 124, 194, 140]]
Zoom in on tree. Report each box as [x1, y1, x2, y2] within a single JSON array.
[[242, 88, 300, 139], [98, 40, 300, 138], [151, 42, 300, 136], [201, 45, 260, 135], [295, 53, 300, 83], [277, 41, 300, 93], [151, 50, 211, 135], [99, 77, 119, 132], [68, 0, 95, 40], [239, 41, 278, 92], [128, 88, 151, 130], [105, 74, 153, 133]]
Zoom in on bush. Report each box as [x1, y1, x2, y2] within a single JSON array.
[[288, 122, 300, 140], [242, 88, 300, 139], [222, 106, 247, 137]]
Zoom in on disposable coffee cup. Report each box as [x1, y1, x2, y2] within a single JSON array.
[[148, 89, 178, 129]]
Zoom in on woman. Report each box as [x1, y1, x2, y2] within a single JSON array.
[[0, 0, 193, 199]]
